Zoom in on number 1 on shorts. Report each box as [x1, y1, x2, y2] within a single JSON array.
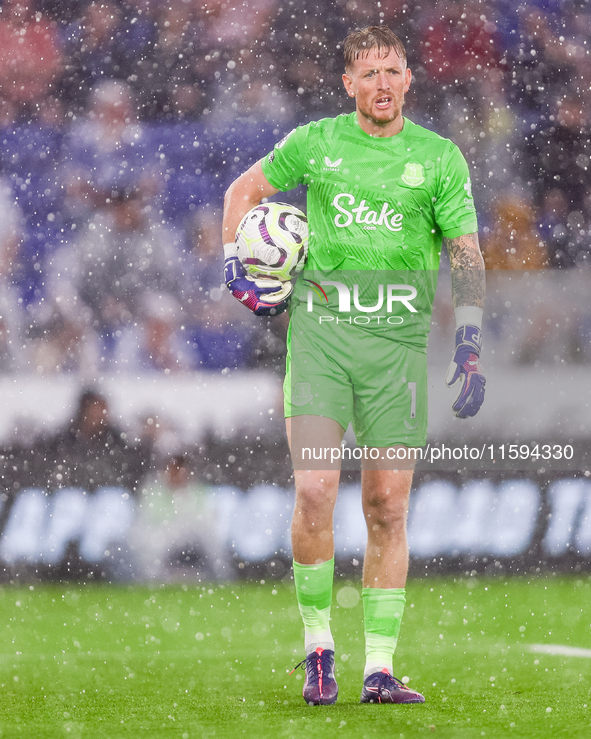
[[408, 381, 416, 420]]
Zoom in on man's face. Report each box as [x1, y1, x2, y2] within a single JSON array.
[[342, 48, 411, 135]]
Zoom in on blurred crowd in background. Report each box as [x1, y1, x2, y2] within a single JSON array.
[[0, 0, 590, 580], [0, 0, 590, 379]]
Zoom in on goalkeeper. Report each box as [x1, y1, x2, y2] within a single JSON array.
[[222, 26, 485, 706]]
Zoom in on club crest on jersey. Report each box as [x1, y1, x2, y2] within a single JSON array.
[[292, 382, 313, 406], [401, 162, 425, 187]]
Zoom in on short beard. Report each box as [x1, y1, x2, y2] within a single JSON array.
[[358, 103, 403, 129]]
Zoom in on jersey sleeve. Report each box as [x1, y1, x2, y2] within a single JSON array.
[[261, 125, 309, 191], [433, 143, 478, 238]]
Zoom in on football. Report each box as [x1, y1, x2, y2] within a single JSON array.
[[235, 202, 308, 282]]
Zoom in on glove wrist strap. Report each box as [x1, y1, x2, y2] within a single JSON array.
[[455, 324, 482, 353]]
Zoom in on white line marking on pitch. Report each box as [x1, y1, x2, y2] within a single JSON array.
[[529, 644, 591, 658]]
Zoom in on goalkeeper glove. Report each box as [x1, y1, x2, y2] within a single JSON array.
[[445, 324, 486, 419], [223, 243, 292, 317]]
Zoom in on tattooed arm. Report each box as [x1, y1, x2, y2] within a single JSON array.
[[443, 232, 486, 419], [443, 232, 485, 309]]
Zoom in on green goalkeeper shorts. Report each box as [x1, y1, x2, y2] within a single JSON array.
[[284, 306, 428, 448]]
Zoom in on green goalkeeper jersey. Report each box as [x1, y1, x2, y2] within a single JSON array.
[[261, 112, 478, 348]]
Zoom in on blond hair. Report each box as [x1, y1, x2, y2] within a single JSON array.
[[343, 26, 407, 71]]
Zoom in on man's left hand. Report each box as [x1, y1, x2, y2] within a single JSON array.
[[445, 324, 486, 419]]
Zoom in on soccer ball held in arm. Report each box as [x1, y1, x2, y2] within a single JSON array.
[[235, 202, 308, 282]]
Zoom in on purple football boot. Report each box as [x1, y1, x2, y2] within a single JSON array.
[[291, 647, 338, 705], [360, 669, 425, 704]]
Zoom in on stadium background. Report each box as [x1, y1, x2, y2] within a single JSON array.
[[0, 0, 590, 581]]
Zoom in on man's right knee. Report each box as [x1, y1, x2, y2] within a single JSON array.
[[294, 473, 339, 522]]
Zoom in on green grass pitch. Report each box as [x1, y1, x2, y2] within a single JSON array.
[[0, 576, 590, 738]]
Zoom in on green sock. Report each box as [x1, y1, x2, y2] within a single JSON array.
[[293, 558, 335, 654], [362, 587, 406, 678]]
